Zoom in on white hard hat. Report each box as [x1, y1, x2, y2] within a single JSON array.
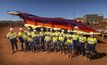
[[73, 30, 77, 33], [62, 29, 64, 32], [34, 30, 36, 32], [50, 28, 52, 31], [80, 32, 83, 34], [41, 28, 43, 31], [28, 28, 30, 30], [10, 28, 13, 31], [74, 26, 78, 29], [90, 32, 94, 35], [24, 30, 27, 33], [20, 28, 23, 30], [67, 30, 70, 32]]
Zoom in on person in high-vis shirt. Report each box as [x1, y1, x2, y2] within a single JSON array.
[[27, 35, 34, 52], [86, 32, 97, 61], [18, 28, 24, 51], [65, 37, 73, 56], [78, 32, 86, 56], [58, 34, 65, 53], [31, 30, 39, 52], [22, 31, 29, 52], [7, 28, 18, 54], [72, 31, 79, 53], [52, 35, 58, 52], [39, 28, 44, 49], [27, 28, 33, 36], [44, 34, 51, 53]]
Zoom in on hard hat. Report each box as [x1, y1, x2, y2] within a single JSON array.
[[80, 32, 83, 34], [10, 28, 13, 31], [50, 28, 52, 31], [41, 28, 43, 31], [62, 29, 64, 32], [73, 30, 77, 33], [20, 28, 23, 30], [24, 30, 27, 33], [90, 32, 94, 35], [74, 26, 78, 29], [34, 30, 36, 32], [67, 30, 70, 32], [28, 28, 30, 30]]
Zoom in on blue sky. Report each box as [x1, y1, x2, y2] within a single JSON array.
[[0, 0, 107, 21]]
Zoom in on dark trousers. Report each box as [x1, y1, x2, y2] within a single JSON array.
[[78, 42, 85, 54], [73, 40, 78, 52], [10, 38, 18, 51], [19, 37, 24, 50]]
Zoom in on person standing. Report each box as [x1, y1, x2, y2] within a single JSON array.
[[86, 32, 97, 61], [72, 31, 79, 54], [78, 32, 86, 56], [7, 28, 18, 54], [18, 28, 24, 51]]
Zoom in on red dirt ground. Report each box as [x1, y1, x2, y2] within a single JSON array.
[[0, 26, 107, 65]]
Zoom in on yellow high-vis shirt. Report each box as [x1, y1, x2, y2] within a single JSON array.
[[39, 32, 44, 36], [52, 37, 58, 42], [59, 37, 64, 41], [7, 32, 17, 39], [18, 31, 24, 37], [22, 34, 28, 40], [79, 36, 86, 43], [72, 34, 79, 40], [32, 32, 38, 38], [55, 32, 60, 36], [66, 34, 72, 38], [45, 36, 51, 41], [87, 37, 97, 44], [66, 39, 73, 44], [27, 37, 33, 42], [27, 31, 32, 35]]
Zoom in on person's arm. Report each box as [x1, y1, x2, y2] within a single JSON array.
[[7, 33, 10, 39]]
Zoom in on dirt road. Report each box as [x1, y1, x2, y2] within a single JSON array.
[[0, 26, 107, 65]]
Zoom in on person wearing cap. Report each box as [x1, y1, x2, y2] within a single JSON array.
[[18, 28, 24, 51], [52, 35, 58, 52], [65, 37, 73, 57], [7, 28, 18, 54], [31, 29, 39, 53], [86, 32, 97, 61], [78, 32, 86, 56], [71, 31, 79, 53], [44, 34, 51, 53]]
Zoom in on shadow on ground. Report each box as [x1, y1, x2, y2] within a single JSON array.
[[92, 52, 107, 60]]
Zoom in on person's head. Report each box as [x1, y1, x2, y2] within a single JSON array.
[[41, 28, 43, 32], [73, 30, 77, 35], [80, 32, 83, 36], [34, 29, 36, 32], [89, 32, 94, 37], [68, 37, 71, 39], [10, 28, 14, 32], [20, 28, 23, 32]]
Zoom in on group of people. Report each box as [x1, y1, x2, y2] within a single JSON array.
[[7, 27, 97, 61]]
